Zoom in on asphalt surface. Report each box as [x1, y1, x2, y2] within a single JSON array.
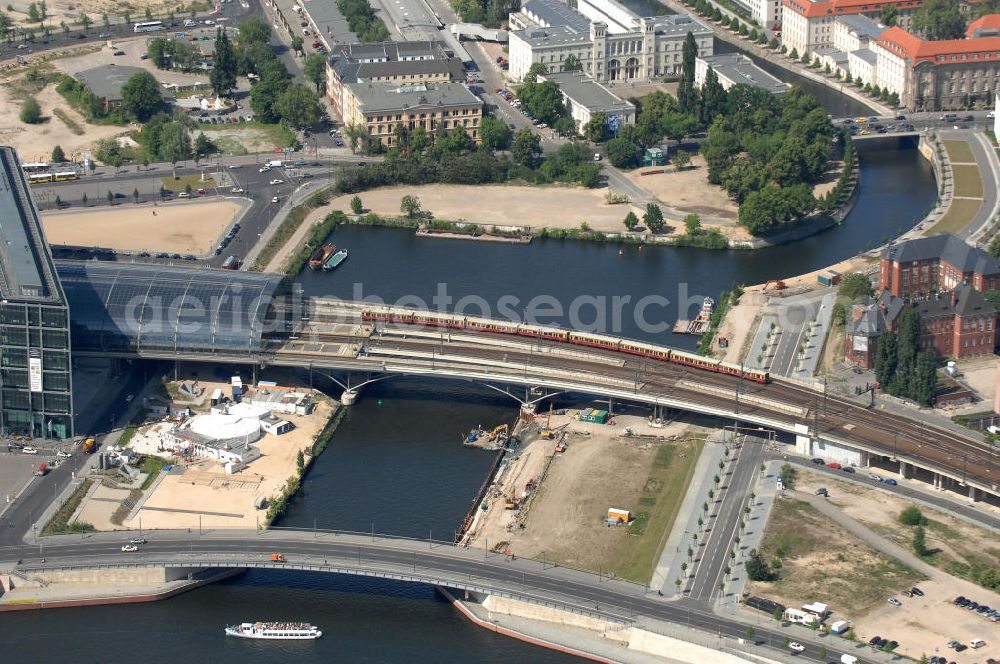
[[0, 530, 867, 664]]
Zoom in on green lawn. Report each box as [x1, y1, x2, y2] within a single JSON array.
[[609, 438, 704, 583], [927, 198, 983, 235], [951, 165, 984, 198], [160, 174, 218, 193], [943, 140, 976, 164], [197, 121, 297, 149]]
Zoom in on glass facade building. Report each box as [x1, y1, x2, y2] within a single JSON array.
[[0, 147, 73, 439]]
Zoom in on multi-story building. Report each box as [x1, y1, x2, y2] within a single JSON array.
[[75, 64, 148, 113], [537, 71, 636, 129], [731, 0, 783, 30], [880, 234, 1000, 299], [508, 0, 713, 82], [326, 41, 466, 117], [695, 53, 789, 94], [341, 82, 483, 147], [872, 26, 1000, 110], [0, 147, 73, 439], [781, 0, 921, 58]]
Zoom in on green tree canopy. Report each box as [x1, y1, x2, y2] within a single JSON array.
[[511, 128, 542, 167], [913, 0, 966, 40], [838, 273, 874, 300], [563, 54, 583, 72], [51, 144, 65, 163], [606, 136, 640, 168], [623, 210, 639, 231], [644, 202, 665, 233], [238, 16, 272, 46], [303, 52, 327, 92], [583, 111, 611, 143], [479, 115, 512, 151], [275, 84, 322, 130], [880, 3, 899, 26], [211, 27, 238, 96], [20, 95, 42, 124], [121, 71, 162, 120]]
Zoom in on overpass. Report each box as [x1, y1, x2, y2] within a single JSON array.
[[2, 528, 861, 664], [54, 262, 1000, 502]]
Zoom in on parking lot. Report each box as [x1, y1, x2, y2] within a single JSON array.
[[0, 453, 46, 507]]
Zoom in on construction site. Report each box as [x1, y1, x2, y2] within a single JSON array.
[[461, 403, 704, 583]]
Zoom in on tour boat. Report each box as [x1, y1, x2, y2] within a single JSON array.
[[322, 249, 348, 271], [308, 244, 335, 270], [224, 622, 322, 640]]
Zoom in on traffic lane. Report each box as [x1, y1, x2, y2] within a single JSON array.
[[11, 537, 849, 664]]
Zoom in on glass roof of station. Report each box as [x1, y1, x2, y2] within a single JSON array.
[[55, 262, 282, 356]]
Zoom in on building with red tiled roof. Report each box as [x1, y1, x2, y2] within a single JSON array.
[[967, 14, 1000, 38]]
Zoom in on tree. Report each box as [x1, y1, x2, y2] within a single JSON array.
[[912, 525, 928, 556], [159, 122, 191, 177], [839, 273, 874, 300], [238, 16, 272, 46], [479, 115, 512, 151], [211, 28, 238, 96], [19, 95, 41, 124], [875, 329, 898, 389], [303, 52, 327, 93], [194, 132, 215, 157], [677, 31, 698, 114], [78, 12, 91, 31], [275, 84, 322, 130], [27, 2, 40, 22], [562, 54, 583, 72], [50, 144, 65, 162], [350, 195, 363, 214], [605, 136, 640, 168], [523, 61, 548, 83], [296, 449, 305, 474], [107, 189, 114, 205], [700, 66, 727, 125], [789, 48, 798, 61], [132, 187, 139, 204], [779, 463, 796, 489], [913, 0, 966, 40], [684, 213, 701, 235], [745, 548, 773, 581], [643, 203, 665, 233], [511, 128, 542, 167], [913, 349, 938, 407], [881, 2, 899, 26], [673, 150, 691, 171], [82, 192, 88, 206], [623, 210, 639, 231], [400, 194, 421, 218], [290, 35, 304, 56], [121, 71, 162, 120], [583, 111, 611, 143], [899, 505, 927, 526], [772, 607, 784, 623]]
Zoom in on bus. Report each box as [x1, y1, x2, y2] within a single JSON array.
[[27, 173, 53, 184], [133, 21, 164, 33], [53, 171, 78, 181], [21, 162, 49, 174]]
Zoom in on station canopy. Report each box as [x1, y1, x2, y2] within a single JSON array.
[[55, 262, 282, 356]]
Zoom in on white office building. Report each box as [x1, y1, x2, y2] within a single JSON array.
[[538, 70, 636, 128]]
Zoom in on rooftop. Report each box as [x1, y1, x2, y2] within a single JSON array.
[[648, 13, 712, 36], [785, 0, 925, 20], [520, 0, 591, 31], [815, 46, 850, 63], [348, 82, 482, 113], [539, 70, 635, 112], [75, 64, 147, 101], [850, 48, 877, 65], [836, 14, 887, 41], [0, 147, 62, 302], [882, 234, 1000, 276], [300, 0, 360, 44], [915, 283, 995, 320], [877, 25, 1000, 65], [698, 53, 789, 94], [967, 14, 1000, 38], [514, 24, 591, 47]]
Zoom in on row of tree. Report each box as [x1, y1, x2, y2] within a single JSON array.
[[449, 0, 519, 29], [875, 307, 938, 406], [337, 0, 390, 42]]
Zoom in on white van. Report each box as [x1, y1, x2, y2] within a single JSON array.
[[840, 655, 858, 664], [970, 638, 986, 649]]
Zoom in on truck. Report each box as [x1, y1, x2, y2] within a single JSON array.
[[267, 159, 284, 168], [33, 462, 48, 476], [81, 436, 96, 453], [840, 655, 858, 664], [220, 255, 240, 270], [270, 553, 286, 562]]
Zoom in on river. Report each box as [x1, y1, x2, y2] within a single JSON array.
[[4, 76, 936, 664]]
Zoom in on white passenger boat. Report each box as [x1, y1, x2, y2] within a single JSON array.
[[224, 622, 322, 640]]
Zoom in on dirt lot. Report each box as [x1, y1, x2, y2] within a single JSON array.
[[7, 1, 178, 27], [126, 397, 337, 531], [715, 290, 768, 363], [949, 356, 999, 413], [470, 412, 702, 583], [41, 199, 241, 254], [750, 497, 924, 621], [626, 155, 738, 223], [788, 470, 1000, 660]]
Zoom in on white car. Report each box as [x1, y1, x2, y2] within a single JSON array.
[[56, 450, 71, 458], [259, 166, 271, 173], [129, 537, 147, 545], [121, 544, 138, 552], [271, 196, 280, 203], [178, 191, 191, 198], [269, 179, 284, 185], [230, 187, 244, 193], [22, 447, 38, 455], [788, 642, 805, 653], [888, 596, 902, 606]]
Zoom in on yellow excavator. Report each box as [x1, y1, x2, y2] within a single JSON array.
[[486, 424, 509, 441]]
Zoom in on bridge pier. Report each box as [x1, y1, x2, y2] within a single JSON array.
[[794, 427, 813, 456], [899, 461, 911, 479], [969, 485, 980, 502], [341, 389, 359, 406]]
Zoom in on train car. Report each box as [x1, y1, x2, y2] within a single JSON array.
[[517, 322, 570, 341], [619, 339, 671, 360], [670, 348, 722, 373], [412, 310, 464, 328], [463, 315, 521, 335], [53, 171, 78, 181], [741, 367, 770, 384], [21, 162, 49, 174], [567, 331, 624, 352], [27, 173, 53, 184]]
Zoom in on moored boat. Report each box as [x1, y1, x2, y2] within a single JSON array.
[[308, 244, 335, 270], [322, 249, 348, 271], [224, 622, 322, 640]]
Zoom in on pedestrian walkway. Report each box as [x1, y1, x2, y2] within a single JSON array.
[[651, 432, 726, 595], [793, 292, 836, 380]]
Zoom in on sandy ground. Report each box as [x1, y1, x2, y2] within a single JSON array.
[[627, 156, 739, 223], [7, 1, 178, 27], [950, 356, 999, 412], [792, 469, 1000, 660], [126, 398, 336, 531], [471, 412, 694, 576], [0, 75, 126, 161], [41, 199, 240, 254], [75, 483, 133, 531], [715, 290, 768, 363], [751, 255, 878, 291], [332, 184, 643, 233], [53, 34, 218, 89]]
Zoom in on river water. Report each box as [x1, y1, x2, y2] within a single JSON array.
[[5, 88, 935, 664]]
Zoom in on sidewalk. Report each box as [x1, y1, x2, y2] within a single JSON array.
[[651, 432, 726, 595]]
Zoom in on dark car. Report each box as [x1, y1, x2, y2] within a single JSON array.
[[910, 587, 924, 597], [868, 636, 882, 646], [841, 466, 855, 473], [964, 114, 974, 121], [895, 114, 906, 120], [811, 458, 825, 464], [155, 252, 169, 258]]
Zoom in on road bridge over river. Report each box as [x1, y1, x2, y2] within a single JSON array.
[[63, 283, 1000, 504]]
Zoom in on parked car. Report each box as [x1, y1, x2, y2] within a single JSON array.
[[911, 587, 924, 597], [815, 487, 828, 496], [22, 447, 38, 455], [888, 597, 902, 606], [811, 458, 825, 464], [272, 196, 280, 203], [121, 544, 139, 552], [178, 191, 191, 198], [129, 537, 147, 545], [826, 462, 842, 469], [269, 179, 284, 185], [788, 642, 805, 653], [841, 466, 855, 474], [883, 478, 898, 486], [56, 450, 71, 458], [230, 187, 244, 193]]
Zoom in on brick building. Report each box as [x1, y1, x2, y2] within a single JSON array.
[[879, 234, 1000, 299]]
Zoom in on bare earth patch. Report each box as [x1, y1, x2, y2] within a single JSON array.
[[41, 200, 241, 255], [715, 290, 768, 363], [626, 155, 738, 223]]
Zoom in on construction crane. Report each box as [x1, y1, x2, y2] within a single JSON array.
[[540, 404, 555, 439]]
